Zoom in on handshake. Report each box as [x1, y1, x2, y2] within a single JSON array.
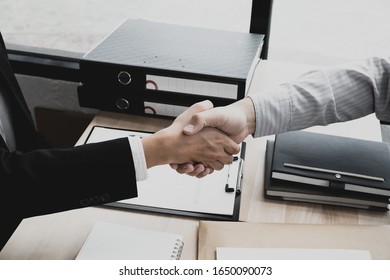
[[141, 98, 256, 178]]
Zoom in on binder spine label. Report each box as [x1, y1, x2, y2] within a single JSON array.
[[146, 75, 238, 99], [144, 102, 188, 117]]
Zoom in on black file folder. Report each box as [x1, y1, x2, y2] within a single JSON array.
[[78, 19, 264, 118], [85, 126, 245, 221], [264, 131, 390, 211]]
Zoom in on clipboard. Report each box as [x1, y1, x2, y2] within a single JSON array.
[[84, 125, 245, 221]]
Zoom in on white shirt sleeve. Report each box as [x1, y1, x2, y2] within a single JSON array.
[[127, 135, 148, 181], [249, 56, 390, 137]]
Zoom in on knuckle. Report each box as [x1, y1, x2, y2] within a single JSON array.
[[192, 113, 202, 124]]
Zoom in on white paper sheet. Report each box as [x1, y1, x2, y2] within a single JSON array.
[[216, 247, 372, 260], [86, 126, 241, 216]]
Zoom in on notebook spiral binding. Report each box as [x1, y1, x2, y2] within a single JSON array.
[[170, 239, 184, 260]]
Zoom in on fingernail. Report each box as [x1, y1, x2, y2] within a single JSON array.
[[184, 124, 194, 132]]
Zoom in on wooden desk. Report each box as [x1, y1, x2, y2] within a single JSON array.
[[1, 60, 389, 260]]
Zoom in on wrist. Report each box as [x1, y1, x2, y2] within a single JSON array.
[[141, 130, 172, 168], [236, 98, 256, 135], [246, 97, 256, 135]]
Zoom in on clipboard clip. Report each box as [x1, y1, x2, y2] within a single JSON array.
[[236, 157, 244, 194], [225, 157, 244, 194]]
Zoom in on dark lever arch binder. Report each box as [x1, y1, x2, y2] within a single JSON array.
[[78, 19, 264, 118]]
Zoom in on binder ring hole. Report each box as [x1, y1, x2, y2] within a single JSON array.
[[118, 71, 131, 85]]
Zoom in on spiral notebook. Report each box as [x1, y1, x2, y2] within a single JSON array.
[[76, 222, 184, 260]]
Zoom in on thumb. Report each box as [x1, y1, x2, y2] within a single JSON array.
[[174, 100, 213, 125], [183, 108, 224, 136], [182, 123, 202, 136]]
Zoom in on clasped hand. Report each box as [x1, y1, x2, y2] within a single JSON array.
[[142, 98, 254, 177], [141, 100, 241, 176], [168, 98, 255, 177]]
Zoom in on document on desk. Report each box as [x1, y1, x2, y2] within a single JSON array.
[[85, 126, 244, 220], [216, 247, 372, 260], [198, 221, 390, 260]]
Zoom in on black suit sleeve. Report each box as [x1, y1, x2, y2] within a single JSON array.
[[1, 137, 138, 217], [0, 32, 140, 251], [0, 136, 139, 250]]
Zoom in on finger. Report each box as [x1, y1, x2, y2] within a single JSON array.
[[189, 100, 213, 113], [196, 167, 214, 178], [183, 108, 225, 136], [175, 163, 195, 174], [224, 141, 241, 155], [218, 153, 234, 165], [170, 163, 179, 170], [186, 164, 206, 177], [206, 160, 224, 171], [176, 100, 213, 123]]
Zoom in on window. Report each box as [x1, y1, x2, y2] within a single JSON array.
[[0, 0, 253, 54]]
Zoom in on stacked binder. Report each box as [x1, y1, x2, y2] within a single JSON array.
[[78, 19, 264, 117], [264, 131, 390, 211]]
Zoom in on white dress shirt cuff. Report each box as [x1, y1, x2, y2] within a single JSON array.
[[249, 89, 291, 137], [127, 136, 148, 181]]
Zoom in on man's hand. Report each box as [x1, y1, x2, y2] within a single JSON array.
[[183, 98, 256, 143], [172, 98, 256, 176], [142, 100, 240, 172]]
